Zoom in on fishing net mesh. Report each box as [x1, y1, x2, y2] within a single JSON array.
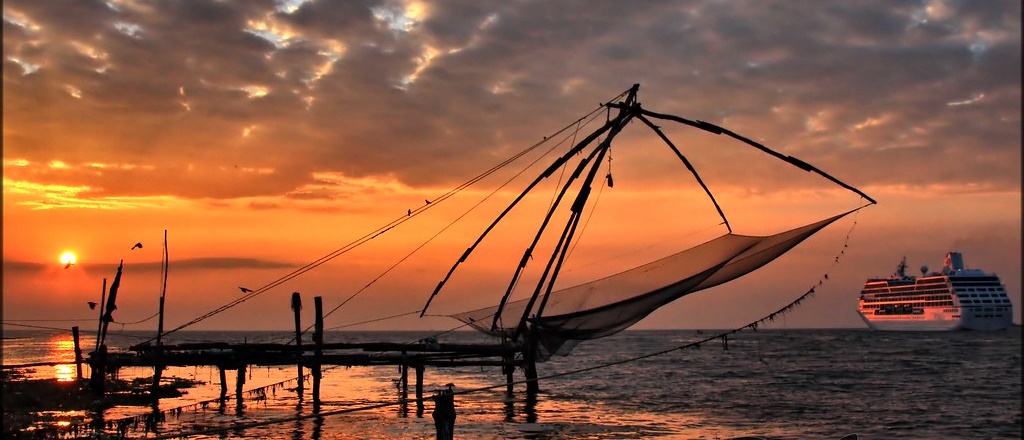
[[450, 210, 853, 357]]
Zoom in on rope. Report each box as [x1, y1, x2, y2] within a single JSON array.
[[113, 311, 159, 325], [153, 90, 632, 343], [309, 108, 609, 340], [134, 209, 863, 439]]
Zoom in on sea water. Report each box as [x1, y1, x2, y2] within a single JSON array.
[[2, 328, 1020, 439]]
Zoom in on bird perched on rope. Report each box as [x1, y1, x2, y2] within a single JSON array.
[[131, 242, 143, 250], [239, 286, 254, 293], [425, 199, 431, 204]]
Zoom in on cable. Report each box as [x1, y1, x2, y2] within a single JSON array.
[[154, 90, 631, 343], [136, 209, 863, 440]]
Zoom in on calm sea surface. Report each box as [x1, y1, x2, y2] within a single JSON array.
[[2, 328, 1021, 439]]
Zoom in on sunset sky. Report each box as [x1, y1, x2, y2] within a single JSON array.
[[3, 0, 1020, 334]]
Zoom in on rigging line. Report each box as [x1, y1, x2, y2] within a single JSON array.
[[324, 310, 422, 331], [312, 110, 609, 337], [547, 119, 584, 212], [508, 110, 636, 335], [145, 224, 855, 440], [635, 108, 876, 204], [159, 100, 624, 342], [140, 207, 861, 439], [1, 322, 75, 332], [421, 114, 626, 317], [1, 318, 96, 322], [564, 148, 609, 263], [490, 141, 611, 331], [113, 310, 160, 325], [636, 113, 732, 233], [532, 143, 612, 328]]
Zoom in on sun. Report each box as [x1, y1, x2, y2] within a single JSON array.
[[59, 251, 77, 267]]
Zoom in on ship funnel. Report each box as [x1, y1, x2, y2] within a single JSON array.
[[944, 252, 965, 272]]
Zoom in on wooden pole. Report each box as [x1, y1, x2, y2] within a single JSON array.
[[415, 364, 424, 415], [94, 278, 107, 353], [312, 296, 324, 412], [72, 326, 83, 381], [503, 355, 514, 396], [153, 230, 168, 398], [218, 366, 228, 401], [236, 365, 246, 410], [400, 351, 408, 403], [524, 330, 539, 396], [291, 292, 304, 399]]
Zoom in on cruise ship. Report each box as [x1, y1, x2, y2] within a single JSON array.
[[857, 252, 1014, 331]]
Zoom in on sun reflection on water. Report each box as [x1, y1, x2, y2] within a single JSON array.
[[54, 364, 75, 382]]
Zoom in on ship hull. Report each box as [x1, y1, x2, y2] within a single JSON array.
[[858, 308, 1013, 331]]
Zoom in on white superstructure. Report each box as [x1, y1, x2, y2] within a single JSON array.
[[857, 252, 1014, 331]]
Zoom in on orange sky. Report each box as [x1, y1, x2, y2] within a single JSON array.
[[3, 0, 1020, 333]]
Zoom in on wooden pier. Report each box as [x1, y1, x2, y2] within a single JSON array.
[[86, 295, 536, 411]]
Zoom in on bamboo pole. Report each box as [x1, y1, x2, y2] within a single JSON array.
[[291, 292, 304, 399], [415, 364, 425, 415], [236, 365, 246, 410], [312, 296, 324, 412], [72, 326, 83, 381], [218, 366, 227, 401]]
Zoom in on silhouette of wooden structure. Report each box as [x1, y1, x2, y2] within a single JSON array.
[[86, 294, 532, 413]]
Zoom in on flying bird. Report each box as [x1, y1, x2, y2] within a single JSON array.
[[88, 301, 98, 310], [239, 287, 254, 293], [131, 242, 143, 250]]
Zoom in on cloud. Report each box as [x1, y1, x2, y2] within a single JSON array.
[[1, 0, 1019, 207]]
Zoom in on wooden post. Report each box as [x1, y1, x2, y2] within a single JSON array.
[[95, 278, 106, 353], [72, 326, 83, 381], [219, 366, 228, 401], [400, 351, 408, 402], [92, 345, 106, 397], [153, 230, 169, 399], [524, 332, 539, 395], [236, 365, 246, 410], [291, 292, 304, 399], [415, 364, 425, 416], [503, 355, 514, 396], [312, 296, 324, 412]]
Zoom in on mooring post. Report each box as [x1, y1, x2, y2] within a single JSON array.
[[219, 366, 228, 401], [400, 351, 409, 402], [415, 364, 425, 414], [153, 229, 168, 401], [524, 333, 539, 395], [236, 365, 246, 410], [503, 355, 514, 396], [291, 292, 304, 399], [72, 326, 83, 381], [312, 296, 324, 412], [91, 344, 107, 397]]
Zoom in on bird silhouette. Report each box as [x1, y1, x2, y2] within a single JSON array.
[[131, 242, 143, 250], [239, 287, 254, 293], [408, 209, 412, 216], [88, 301, 98, 310], [424, 199, 431, 204], [65, 262, 71, 269]]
